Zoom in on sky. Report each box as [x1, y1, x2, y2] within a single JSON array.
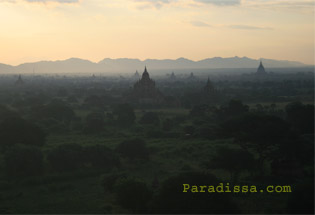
[[0, 0, 314, 65]]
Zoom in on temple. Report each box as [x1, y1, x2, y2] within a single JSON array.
[[132, 70, 140, 80], [15, 75, 24, 85], [170, 72, 176, 80], [256, 61, 267, 75], [132, 67, 164, 104], [204, 77, 216, 94]]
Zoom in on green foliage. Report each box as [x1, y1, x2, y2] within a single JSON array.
[[114, 178, 152, 213], [116, 138, 149, 160], [83, 95, 105, 109], [47, 143, 83, 172], [101, 172, 127, 192], [0, 116, 46, 149], [4, 144, 44, 179], [139, 112, 160, 125], [112, 104, 136, 127], [285, 101, 314, 134], [151, 171, 240, 214], [0, 105, 19, 120], [31, 99, 75, 124], [83, 144, 120, 169], [216, 99, 249, 120], [190, 104, 213, 118], [194, 123, 219, 139], [286, 179, 314, 214], [206, 147, 256, 182], [84, 112, 105, 134], [220, 113, 291, 151]]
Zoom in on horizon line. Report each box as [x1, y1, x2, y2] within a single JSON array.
[[1, 56, 312, 67]]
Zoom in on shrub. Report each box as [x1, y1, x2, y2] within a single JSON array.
[[151, 172, 240, 214], [116, 138, 149, 160], [47, 143, 83, 172], [4, 145, 44, 179], [84, 145, 120, 169], [0, 117, 46, 149], [114, 178, 152, 213], [139, 112, 160, 125], [84, 112, 105, 134], [112, 104, 136, 127]]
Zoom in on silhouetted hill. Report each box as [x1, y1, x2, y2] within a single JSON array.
[[0, 57, 310, 74]]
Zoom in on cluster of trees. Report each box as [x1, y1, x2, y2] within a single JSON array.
[[1, 137, 151, 180], [101, 171, 240, 214], [0, 72, 313, 214]]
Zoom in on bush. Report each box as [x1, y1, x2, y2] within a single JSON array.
[[47, 143, 83, 172], [146, 128, 164, 138], [84, 112, 105, 134], [116, 138, 149, 160], [286, 179, 314, 214], [114, 178, 152, 213], [0, 116, 46, 149], [151, 172, 240, 214], [112, 104, 136, 127], [139, 112, 160, 125], [206, 147, 256, 182], [84, 145, 120, 169], [101, 172, 128, 192], [4, 145, 44, 179], [285, 102, 314, 134], [31, 99, 75, 124]]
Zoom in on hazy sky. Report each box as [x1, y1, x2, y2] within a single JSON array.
[[0, 0, 314, 65]]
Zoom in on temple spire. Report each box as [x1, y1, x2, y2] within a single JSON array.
[[256, 60, 266, 75], [142, 66, 150, 80]]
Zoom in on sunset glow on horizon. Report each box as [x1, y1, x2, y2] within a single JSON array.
[[0, 0, 314, 66]]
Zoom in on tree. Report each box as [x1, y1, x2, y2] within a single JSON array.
[[84, 112, 105, 134], [4, 144, 44, 179], [0, 116, 46, 149], [0, 105, 18, 121], [205, 147, 256, 183], [116, 138, 149, 160], [114, 178, 152, 213], [83, 95, 104, 109], [216, 99, 249, 120], [139, 112, 160, 125], [219, 114, 291, 174], [31, 99, 75, 124], [83, 144, 120, 169], [285, 102, 314, 134], [151, 172, 240, 214], [112, 104, 136, 127], [162, 118, 174, 131], [189, 104, 214, 118], [286, 179, 314, 214], [47, 143, 83, 172]]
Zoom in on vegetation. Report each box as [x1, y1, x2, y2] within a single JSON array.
[[0, 71, 313, 214]]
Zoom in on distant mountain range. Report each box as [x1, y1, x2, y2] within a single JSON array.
[[0, 57, 311, 74]]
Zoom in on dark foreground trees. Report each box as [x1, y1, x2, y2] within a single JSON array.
[[116, 138, 150, 160], [4, 144, 44, 179], [0, 116, 46, 149], [151, 172, 240, 214], [219, 114, 291, 174], [114, 178, 152, 213]]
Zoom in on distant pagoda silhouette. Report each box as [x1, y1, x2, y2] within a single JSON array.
[[256, 61, 267, 75], [15, 75, 24, 85], [187, 72, 197, 81], [133, 70, 140, 80], [170, 72, 176, 80], [204, 77, 216, 94], [132, 66, 164, 104]]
